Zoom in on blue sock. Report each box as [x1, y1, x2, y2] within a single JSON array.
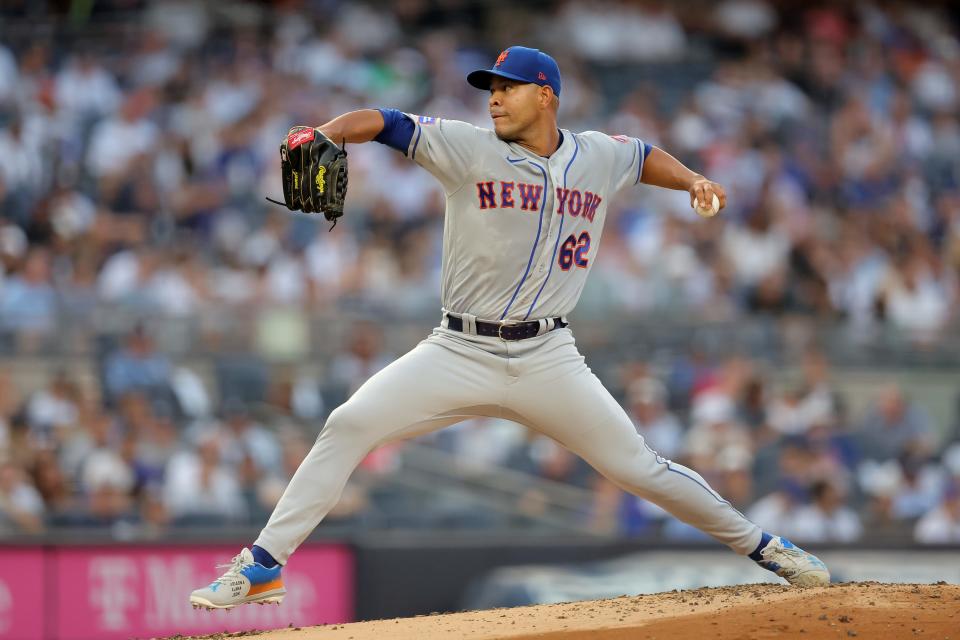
[[252, 545, 280, 568], [748, 532, 773, 561]]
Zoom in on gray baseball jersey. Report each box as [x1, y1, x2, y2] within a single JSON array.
[[404, 115, 646, 321]]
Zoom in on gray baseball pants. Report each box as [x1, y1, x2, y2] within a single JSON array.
[[254, 325, 761, 563]]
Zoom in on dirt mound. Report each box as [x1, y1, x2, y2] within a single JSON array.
[[176, 582, 959, 640]]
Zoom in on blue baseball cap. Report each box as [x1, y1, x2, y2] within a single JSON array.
[[467, 46, 561, 97]]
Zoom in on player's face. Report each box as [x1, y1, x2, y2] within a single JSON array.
[[489, 77, 542, 140]]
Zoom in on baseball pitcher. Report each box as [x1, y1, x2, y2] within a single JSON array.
[[189, 46, 829, 610]]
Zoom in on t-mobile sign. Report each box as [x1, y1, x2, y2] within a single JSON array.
[[0, 548, 45, 640], [0, 544, 353, 640]]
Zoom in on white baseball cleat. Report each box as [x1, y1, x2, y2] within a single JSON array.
[[189, 548, 286, 610], [753, 535, 830, 587]]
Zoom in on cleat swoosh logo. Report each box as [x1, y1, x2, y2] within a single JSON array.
[[248, 578, 285, 596]]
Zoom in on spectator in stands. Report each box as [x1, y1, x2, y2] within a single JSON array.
[[746, 479, 807, 540], [142, 247, 207, 317], [71, 411, 137, 526], [0, 222, 27, 287], [767, 379, 821, 436], [0, 461, 45, 533], [264, 364, 325, 421], [627, 377, 683, 460], [891, 453, 947, 520], [914, 481, 960, 544], [506, 433, 599, 525], [558, 1, 687, 63], [722, 208, 791, 291], [0, 247, 57, 345], [53, 50, 120, 128], [327, 321, 392, 399], [0, 372, 19, 456], [163, 427, 247, 525], [682, 411, 752, 482], [858, 459, 909, 540], [30, 449, 73, 523], [0, 43, 18, 104], [794, 350, 837, 431], [507, 434, 596, 490], [879, 253, 952, 340], [857, 382, 936, 461], [103, 325, 173, 404], [790, 478, 863, 543], [137, 486, 171, 537], [82, 466, 137, 527], [130, 401, 180, 491], [24, 370, 81, 448], [217, 399, 282, 512], [0, 110, 46, 223], [85, 90, 159, 185], [256, 430, 311, 513], [736, 373, 768, 433], [219, 400, 282, 474], [751, 435, 815, 510]]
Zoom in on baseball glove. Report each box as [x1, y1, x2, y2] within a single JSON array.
[[268, 126, 348, 228]]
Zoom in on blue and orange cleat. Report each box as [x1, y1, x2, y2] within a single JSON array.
[[189, 548, 285, 609], [752, 535, 830, 587]]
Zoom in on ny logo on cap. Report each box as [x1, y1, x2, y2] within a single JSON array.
[[538, 71, 547, 81], [495, 50, 509, 67]]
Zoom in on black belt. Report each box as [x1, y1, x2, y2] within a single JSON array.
[[444, 313, 568, 341]]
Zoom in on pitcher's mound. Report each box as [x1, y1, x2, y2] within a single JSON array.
[[185, 582, 958, 640]]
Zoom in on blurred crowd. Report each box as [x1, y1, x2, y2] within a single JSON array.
[[0, 320, 393, 536], [3, 321, 960, 544], [426, 348, 960, 545], [605, 351, 960, 545], [0, 0, 959, 341], [2, 0, 960, 543]]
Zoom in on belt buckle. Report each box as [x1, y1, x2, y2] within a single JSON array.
[[497, 321, 517, 341]]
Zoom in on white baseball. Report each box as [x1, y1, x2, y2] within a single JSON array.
[[694, 193, 720, 218]]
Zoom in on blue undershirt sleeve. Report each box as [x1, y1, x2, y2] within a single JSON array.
[[374, 108, 415, 155], [643, 142, 653, 159]]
